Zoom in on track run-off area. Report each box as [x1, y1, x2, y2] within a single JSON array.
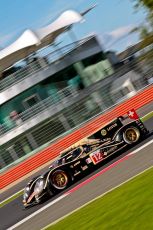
[[0, 116, 153, 230]]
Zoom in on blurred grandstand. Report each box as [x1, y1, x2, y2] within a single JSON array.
[[0, 10, 152, 172]]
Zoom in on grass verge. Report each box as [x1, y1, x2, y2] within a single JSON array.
[[45, 166, 153, 230], [141, 111, 153, 122], [0, 190, 23, 208]]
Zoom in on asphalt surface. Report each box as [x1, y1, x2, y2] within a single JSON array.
[[1, 101, 153, 201], [0, 122, 153, 229]]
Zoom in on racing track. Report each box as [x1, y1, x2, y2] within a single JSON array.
[[1, 101, 153, 201], [0, 118, 153, 230]]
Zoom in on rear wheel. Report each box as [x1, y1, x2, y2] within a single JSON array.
[[123, 127, 140, 144], [51, 170, 69, 190]]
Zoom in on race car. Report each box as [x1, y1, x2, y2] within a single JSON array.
[[23, 110, 149, 207]]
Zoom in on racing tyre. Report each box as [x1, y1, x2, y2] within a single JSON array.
[[51, 170, 69, 190], [123, 126, 140, 144]]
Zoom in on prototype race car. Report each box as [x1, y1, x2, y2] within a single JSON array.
[[23, 110, 149, 207]]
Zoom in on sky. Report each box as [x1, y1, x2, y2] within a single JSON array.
[[0, 0, 147, 53]]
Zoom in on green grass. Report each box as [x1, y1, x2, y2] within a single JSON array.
[[46, 167, 153, 230], [141, 111, 153, 122], [0, 190, 23, 208]]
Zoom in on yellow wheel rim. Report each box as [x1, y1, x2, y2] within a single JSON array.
[[52, 171, 68, 189]]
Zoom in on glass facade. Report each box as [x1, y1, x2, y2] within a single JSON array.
[[0, 52, 113, 127], [0, 49, 115, 170]]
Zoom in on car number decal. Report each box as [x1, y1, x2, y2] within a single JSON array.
[[90, 150, 104, 165]]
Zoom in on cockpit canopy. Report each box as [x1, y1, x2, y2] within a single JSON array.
[[49, 146, 83, 169]]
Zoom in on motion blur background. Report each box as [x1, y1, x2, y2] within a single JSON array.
[[0, 0, 152, 173]]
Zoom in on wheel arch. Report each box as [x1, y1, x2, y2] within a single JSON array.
[[113, 121, 141, 142]]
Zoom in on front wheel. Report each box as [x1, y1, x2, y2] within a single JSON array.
[[123, 127, 140, 144], [50, 170, 69, 190]]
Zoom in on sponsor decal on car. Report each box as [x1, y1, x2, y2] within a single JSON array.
[[101, 129, 107, 136], [73, 161, 81, 166], [86, 158, 92, 164], [107, 123, 117, 131], [127, 109, 139, 120], [106, 146, 117, 154]]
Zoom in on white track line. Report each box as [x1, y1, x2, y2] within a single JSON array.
[[42, 165, 153, 230], [129, 139, 153, 155], [7, 139, 153, 230], [0, 189, 23, 205], [7, 194, 68, 230]]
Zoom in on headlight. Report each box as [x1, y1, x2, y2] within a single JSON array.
[[23, 192, 29, 200], [25, 186, 30, 192], [34, 179, 45, 195], [23, 186, 30, 201]]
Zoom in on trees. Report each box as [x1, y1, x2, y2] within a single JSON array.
[[134, 0, 153, 10], [131, 1, 153, 75], [133, 0, 153, 33], [131, 0, 153, 41], [133, 0, 153, 30]]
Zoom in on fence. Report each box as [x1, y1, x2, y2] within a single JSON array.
[[0, 84, 153, 189], [0, 60, 151, 138], [0, 77, 152, 169], [0, 85, 78, 136]]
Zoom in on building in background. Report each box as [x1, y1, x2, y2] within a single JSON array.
[[110, 70, 147, 104], [0, 10, 151, 171], [0, 34, 116, 170]]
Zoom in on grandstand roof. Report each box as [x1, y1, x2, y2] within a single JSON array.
[[0, 10, 83, 73]]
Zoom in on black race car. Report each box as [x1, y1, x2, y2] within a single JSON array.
[[23, 113, 149, 207]]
